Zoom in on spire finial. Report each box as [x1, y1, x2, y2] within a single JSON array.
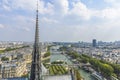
[[37, 0, 38, 13]]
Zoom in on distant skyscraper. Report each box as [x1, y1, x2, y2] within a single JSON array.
[[92, 39, 97, 47], [30, 0, 41, 80]]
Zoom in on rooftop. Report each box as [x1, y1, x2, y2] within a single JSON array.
[[2, 77, 28, 80], [44, 75, 72, 80]]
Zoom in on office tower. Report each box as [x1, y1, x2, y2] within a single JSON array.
[[92, 39, 97, 47]]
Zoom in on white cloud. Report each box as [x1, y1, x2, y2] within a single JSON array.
[[68, 2, 92, 20], [104, 0, 120, 3], [104, 0, 120, 8], [0, 24, 5, 28], [67, 1, 120, 20], [93, 8, 120, 20], [1, 0, 54, 15], [2, 0, 120, 20], [1, 0, 120, 41], [0, 0, 11, 11], [56, 0, 120, 20], [4, 15, 35, 32], [52, 0, 69, 15], [2, 5, 11, 11], [38, 0, 54, 15], [11, 0, 36, 10], [100, 8, 120, 19], [21, 27, 31, 32], [41, 17, 58, 24]]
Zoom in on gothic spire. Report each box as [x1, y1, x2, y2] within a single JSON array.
[[30, 0, 41, 80]]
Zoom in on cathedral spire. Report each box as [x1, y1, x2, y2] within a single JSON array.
[[30, 0, 41, 80], [35, 0, 39, 46]]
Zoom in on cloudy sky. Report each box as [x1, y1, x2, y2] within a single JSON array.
[[0, 0, 120, 42]]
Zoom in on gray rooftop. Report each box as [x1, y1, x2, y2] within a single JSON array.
[[44, 75, 72, 80], [2, 77, 28, 80]]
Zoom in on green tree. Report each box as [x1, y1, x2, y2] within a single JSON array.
[[43, 51, 50, 58], [1, 57, 9, 61]]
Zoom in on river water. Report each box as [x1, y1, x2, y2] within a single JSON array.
[[79, 69, 97, 80]]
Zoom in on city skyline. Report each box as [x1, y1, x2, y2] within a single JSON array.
[[0, 0, 120, 42]]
